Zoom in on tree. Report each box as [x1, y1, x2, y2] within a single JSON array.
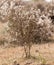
[[8, 1, 53, 58]]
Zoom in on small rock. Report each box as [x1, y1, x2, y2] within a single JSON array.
[[13, 61, 20, 65]]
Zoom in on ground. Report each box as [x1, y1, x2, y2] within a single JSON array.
[[0, 42, 54, 65]]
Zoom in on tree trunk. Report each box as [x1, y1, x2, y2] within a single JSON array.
[[24, 45, 28, 58], [24, 43, 31, 58], [28, 43, 31, 58]]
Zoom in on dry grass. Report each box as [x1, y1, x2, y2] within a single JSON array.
[[0, 42, 54, 65]]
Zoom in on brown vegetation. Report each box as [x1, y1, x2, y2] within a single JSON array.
[[0, 0, 54, 65]]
